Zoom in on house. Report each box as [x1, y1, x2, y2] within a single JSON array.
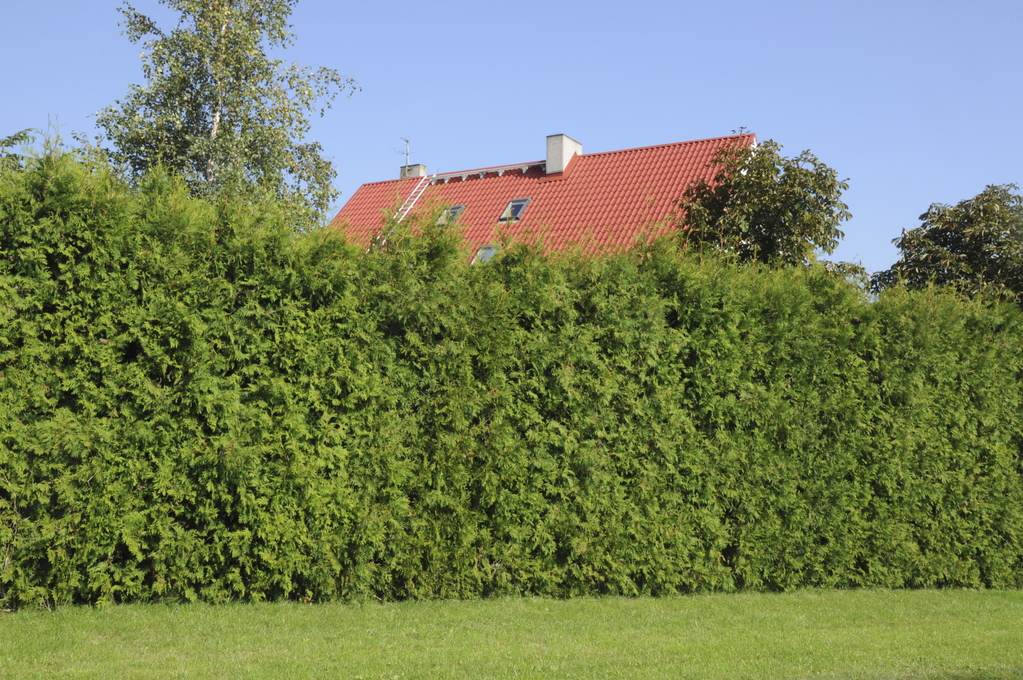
[[328, 133, 757, 260]]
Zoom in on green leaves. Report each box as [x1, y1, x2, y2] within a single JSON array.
[[2, 155, 1022, 608], [96, 0, 358, 229], [0, 130, 36, 174], [674, 140, 851, 267], [871, 184, 1023, 304]]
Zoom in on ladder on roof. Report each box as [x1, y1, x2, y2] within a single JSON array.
[[370, 173, 432, 251], [393, 174, 431, 223]]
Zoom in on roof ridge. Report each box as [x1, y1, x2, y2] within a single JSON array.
[[356, 177, 419, 187], [349, 133, 755, 189], [430, 134, 756, 180], [580, 133, 756, 159], [430, 161, 545, 180]]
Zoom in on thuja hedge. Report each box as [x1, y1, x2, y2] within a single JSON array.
[[2, 155, 1022, 608]]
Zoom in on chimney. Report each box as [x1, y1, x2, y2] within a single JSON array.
[[546, 134, 582, 175], [400, 164, 427, 179]]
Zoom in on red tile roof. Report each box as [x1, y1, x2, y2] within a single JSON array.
[[328, 133, 756, 257]]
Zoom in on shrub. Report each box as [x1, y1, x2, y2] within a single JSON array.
[[2, 155, 1021, 608]]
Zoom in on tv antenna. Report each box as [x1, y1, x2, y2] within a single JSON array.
[[392, 137, 411, 166]]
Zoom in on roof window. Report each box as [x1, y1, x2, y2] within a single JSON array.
[[472, 245, 500, 264], [436, 204, 465, 225], [499, 198, 531, 222]]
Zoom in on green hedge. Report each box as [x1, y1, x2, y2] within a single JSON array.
[[2, 155, 1022, 608]]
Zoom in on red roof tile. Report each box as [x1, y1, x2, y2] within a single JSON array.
[[328, 133, 756, 257]]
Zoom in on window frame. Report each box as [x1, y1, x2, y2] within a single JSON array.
[[472, 244, 500, 264], [436, 204, 466, 226], [499, 198, 531, 222]]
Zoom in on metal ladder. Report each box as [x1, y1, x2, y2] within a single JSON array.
[[371, 174, 432, 250], [393, 174, 431, 223]]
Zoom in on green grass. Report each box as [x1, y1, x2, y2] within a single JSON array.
[[1, 590, 1021, 679]]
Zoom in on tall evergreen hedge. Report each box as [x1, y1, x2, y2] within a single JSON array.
[[2, 155, 1022, 608]]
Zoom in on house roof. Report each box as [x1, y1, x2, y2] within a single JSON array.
[[328, 133, 757, 257]]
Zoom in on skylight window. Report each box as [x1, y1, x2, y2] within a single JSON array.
[[499, 198, 531, 222], [436, 204, 465, 226], [472, 245, 500, 264]]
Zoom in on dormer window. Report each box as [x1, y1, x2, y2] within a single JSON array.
[[472, 245, 500, 264], [436, 204, 465, 225], [499, 198, 531, 222]]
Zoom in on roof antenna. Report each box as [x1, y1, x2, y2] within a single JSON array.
[[392, 137, 411, 166]]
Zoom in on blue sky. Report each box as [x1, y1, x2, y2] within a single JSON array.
[[2, 0, 1020, 274]]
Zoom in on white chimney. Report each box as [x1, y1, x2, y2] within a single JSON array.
[[400, 164, 427, 179], [546, 134, 582, 175]]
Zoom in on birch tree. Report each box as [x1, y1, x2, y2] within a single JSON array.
[[96, 0, 357, 226]]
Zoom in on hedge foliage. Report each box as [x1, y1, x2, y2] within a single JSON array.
[[2, 155, 1022, 608]]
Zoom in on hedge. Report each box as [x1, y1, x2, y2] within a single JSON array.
[[2, 155, 1021, 608]]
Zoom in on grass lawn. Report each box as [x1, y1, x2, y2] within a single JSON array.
[[1, 589, 1021, 679]]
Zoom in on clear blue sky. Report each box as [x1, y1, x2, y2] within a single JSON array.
[[2, 0, 1020, 274]]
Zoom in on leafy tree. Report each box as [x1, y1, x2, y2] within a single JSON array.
[[96, 0, 357, 226], [0, 129, 35, 173], [673, 139, 851, 266], [870, 185, 1023, 302]]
